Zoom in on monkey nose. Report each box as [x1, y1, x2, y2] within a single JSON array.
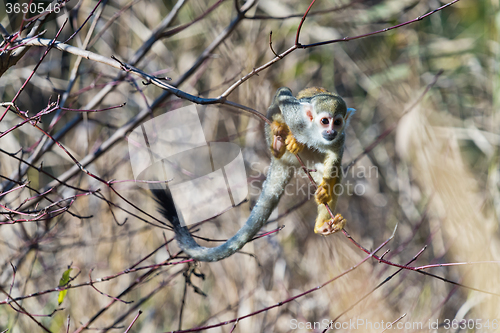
[[322, 130, 337, 141]]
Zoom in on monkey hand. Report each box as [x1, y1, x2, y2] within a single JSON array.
[[315, 179, 332, 205], [314, 213, 346, 235], [270, 120, 289, 137], [270, 121, 289, 158], [285, 134, 304, 154]]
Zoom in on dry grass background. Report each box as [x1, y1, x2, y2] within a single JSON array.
[[0, 0, 499, 332]]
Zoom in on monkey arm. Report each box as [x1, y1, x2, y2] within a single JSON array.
[[152, 158, 294, 262]]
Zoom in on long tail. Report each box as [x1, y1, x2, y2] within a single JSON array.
[[152, 158, 293, 262]]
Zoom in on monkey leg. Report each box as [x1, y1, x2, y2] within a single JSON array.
[[270, 120, 289, 158], [285, 134, 304, 154], [315, 179, 332, 205], [313, 177, 345, 235]]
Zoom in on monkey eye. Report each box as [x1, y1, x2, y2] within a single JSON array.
[[334, 118, 342, 126], [320, 118, 330, 125]]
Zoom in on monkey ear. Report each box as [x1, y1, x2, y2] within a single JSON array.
[[344, 108, 356, 127], [301, 102, 314, 122]]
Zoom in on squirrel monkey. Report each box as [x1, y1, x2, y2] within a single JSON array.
[[268, 87, 355, 235], [152, 87, 354, 262]]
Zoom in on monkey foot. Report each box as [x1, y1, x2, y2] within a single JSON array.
[[285, 134, 304, 154], [314, 214, 346, 236], [315, 181, 332, 205]]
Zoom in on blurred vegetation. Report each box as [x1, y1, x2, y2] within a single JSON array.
[[0, 0, 499, 332]]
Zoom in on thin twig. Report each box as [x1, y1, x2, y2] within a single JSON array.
[[299, 0, 461, 48], [124, 311, 142, 333]]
